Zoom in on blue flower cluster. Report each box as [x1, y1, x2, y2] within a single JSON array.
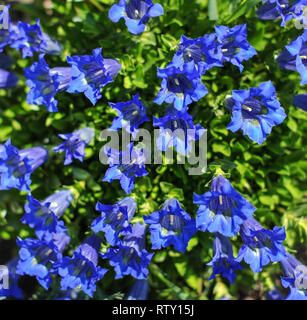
[[103, 223, 153, 280], [152, 24, 281, 149], [58, 235, 108, 297], [24, 48, 121, 112], [194, 174, 288, 283], [0, 130, 94, 190], [257, 1, 307, 113], [14, 190, 109, 297], [257, 0, 307, 26], [90, 197, 153, 280], [15, 190, 73, 289], [0, 6, 61, 57]]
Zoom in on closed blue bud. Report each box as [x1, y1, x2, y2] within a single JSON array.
[[103, 223, 153, 279], [226, 81, 287, 145], [194, 175, 256, 237], [109, 0, 164, 35], [91, 197, 136, 245], [0, 139, 48, 191], [53, 127, 94, 165], [58, 235, 108, 297], [16, 232, 70, 290], [215, 24, 257, 72], [25, 54, 72, 112], [280, 252, 307, 300], [67, 48, 121, 105], [207, 233, 243, 284], [109, 93, 149, 139], [143, 198, 198, 253], [154, 61, 208, 111], [236, 217, 287, 273]]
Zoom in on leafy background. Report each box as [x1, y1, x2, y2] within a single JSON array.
[[0, 0, 306, 300]]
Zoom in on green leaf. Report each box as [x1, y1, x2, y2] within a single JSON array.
[[72, 168, 91, 181], [208, 0, 219, 21], [223, 0, 262, 23]]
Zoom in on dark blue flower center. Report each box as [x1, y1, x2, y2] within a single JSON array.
[[65, 137, 82, 153], [250, 233, 273, 249], [40, 77, 56, 95], [34, 205, 55, 226], [123, 103, 143, 124], [221, 36, 240, 57], [126, 0, 149, 20], [160, 214, 184, 232], [5, 155, 19, 171], [106, 208, 126, 229], [119, 162, 139, 177], [35, 245, 56, 266], [215, 257, 231, 270], [5, 157, 27, 178], [167, 74, 193, 94], [35, 206, 50, 218], [241, 97, 268, 121], [122, 247, 140, 265], [12, 160, 29, 178], [73, 258, 90, 277], [183, 44, 204, 63], [44, 214, 55, 227], [28, 31, 42, 49], [83, 62, 106, 84], [209, 195, 234, 217]]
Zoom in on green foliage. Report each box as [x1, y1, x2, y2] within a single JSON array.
[[0, 0, 306, 300]]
